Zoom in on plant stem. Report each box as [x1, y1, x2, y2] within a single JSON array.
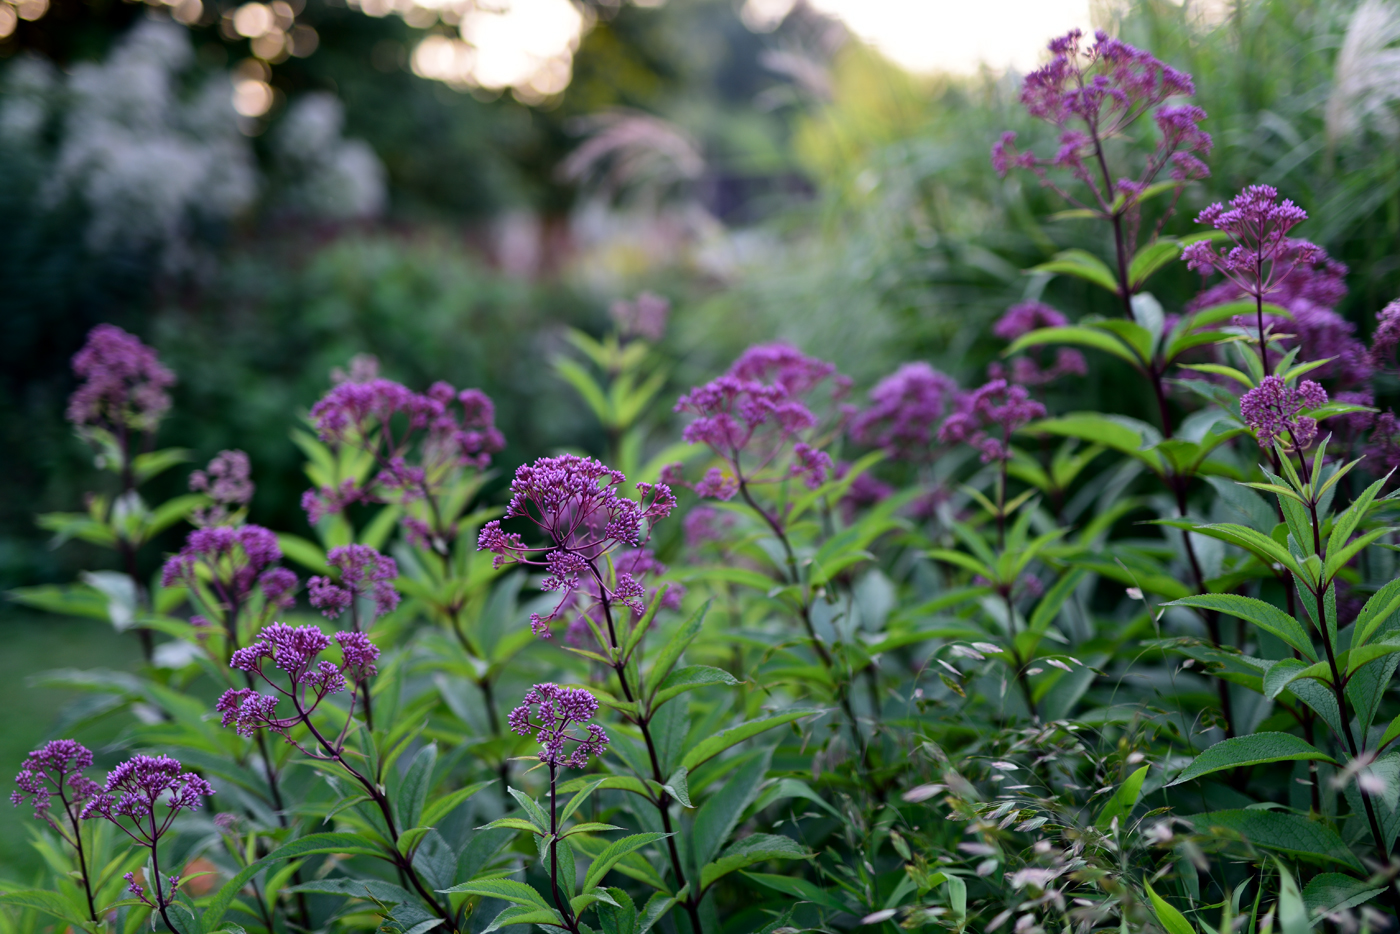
[[58, 790, 98, 924], [548, 764, 582, 934], [589, 577, 704, 934]]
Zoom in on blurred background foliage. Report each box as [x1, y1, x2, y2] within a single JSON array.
[[5, 0, 1400, 869]]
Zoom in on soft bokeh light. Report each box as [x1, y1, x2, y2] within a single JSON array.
[[804, 0, 1096, 74]]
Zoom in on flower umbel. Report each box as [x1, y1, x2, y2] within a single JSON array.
[[850, 362, 958, 460], [66, 324, 176, 434], [307, 544, 400, 623], [508, 683, 609, 769], [476, 454, 675, 638], [1239, 376, 1329, 450], [11, 740, 100, 831], [189, 449, 254, 527], [938, 380, 1047, 463]]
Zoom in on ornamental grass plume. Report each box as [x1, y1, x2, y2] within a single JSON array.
[[477, 454, 675, 638], [66, 324, 176, 436], [508, 683, 609, 769], [307, 543, 400, 625], [1239, 376, 1329, 450]]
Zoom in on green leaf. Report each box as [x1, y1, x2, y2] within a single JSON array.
[[1303, 873, 1385, 916], [692, 749, 772, 869], [699, 834, 812, 890], [680, 709, 817, 772], [1145, 882, 1196, 934], [1188, 810, 1364, 872], [1004, 326, 1143, 367], [1024, 414, 1163, 472], [480, 906, 561, 933], [1275, 861, 1309, 934], [1029, 248, 1120, 294], [642, 601, 711, 699], [0, 890, 92, 928], [555, 357, 612, 423], [395, 743, 437, 832], [1095, 765, 1148, 830], [437, 878, 549, 908], [582, 832, 670, 894], [282, 879, 416, 903], [479, 817, 544, 834], [651, 665, 740, 709], [421, 780, 493, 828], [1129, 239, 1184, 289], [276, 534, 328, 573], [742, 872, 848, 913], [1168, 734, 1336, 786], [1161, 594, 1314, 659], [1262, 658, 1331, 699]]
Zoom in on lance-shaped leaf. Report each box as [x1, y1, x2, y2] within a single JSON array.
[[680, 709, 818, 772], [582, 832, 670, 894], [1028, 249, 1120, 294], [1144, 882, 1196, 934], [700, 834, 813, 891], [641, 601, 711, 699], [1303, 874, 1386, 917], [1262, 658, 1332, 699], [1352, 579, 1400, 648], [1161, 594, 1314, 660], [421, 780, 493, 828], [650, 665, 740, 709], [1004, 325, 1145, 368], [1169, 733, 1336, 786], [1188, 810, 1363, 872], [1095, 765, 1148, 830], [481, 906, 562, 933], [742, 872, 849, 912], [437, 878, 549, 908]]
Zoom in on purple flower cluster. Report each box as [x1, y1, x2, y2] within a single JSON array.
[[189, 450, 254, 527], [508, 683, 609, 769], [1187, 242, 1367, 383], [477, 455, 676, 638], [308, 544, 400, 623], [80, 754, 213, 841], [302, 371, 505, 526], [1371, 300, 1400, 367], [1239, 376, 1328, 449], [683, 506, 738, 548], [609, 292, 670, 342], [1183, 186, 1315, 293], [987, 302, 1087, 386], [993, 30, 1209, 214], [66, 324, 176, 434], [564, 548, 684, 646], [849, 362, 958, 460], [1366, 412, 1400, 473], [217, 624, 379, 738], [11, 740, 100, 827], [938, 380, 1047, 463], [162, 524, 296, 610], [674, 343, 844, 493]]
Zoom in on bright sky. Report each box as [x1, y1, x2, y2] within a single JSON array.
[[804, 0, 1097, 74], [410, 0, 1100, 96]]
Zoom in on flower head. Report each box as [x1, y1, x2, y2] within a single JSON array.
[[189, 450, 254, 527], [850, 362, 958, 460], [477, 455, 675, 638], [303, 374, 504, 527], [937, 380, 1046, 463], [161, 525, 291, 609], [1184, 186, 1315, 297], [683, 506, 737, 548], [1239, 376, 1328, 449], [508, 683, 609, 769], [81, 754, 213, 844], [1371, 299, 1400, 367], [993, 302, 1068, 341], [11, 740, 99, 826], [610, 292, 670, 342], [66, 324, 175, 434], [996, 30, 1208, 211], [307, 544, 400, 622]]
